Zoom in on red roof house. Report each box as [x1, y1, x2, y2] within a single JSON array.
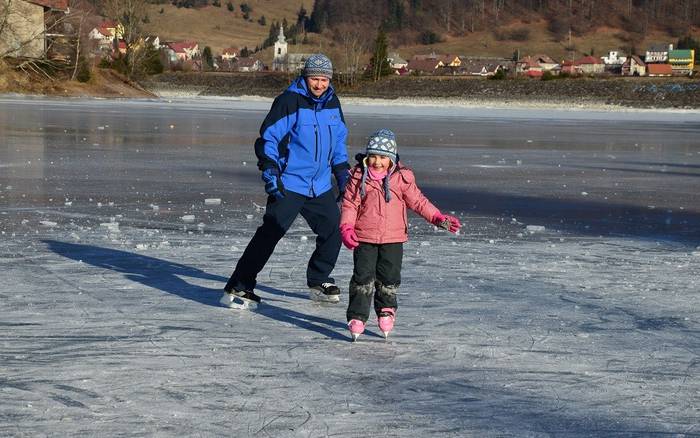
[[647, 63, 673, 77]]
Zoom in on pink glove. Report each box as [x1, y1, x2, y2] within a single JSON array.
[[431, 212, 461, 233], [340, 223, 359, 249]]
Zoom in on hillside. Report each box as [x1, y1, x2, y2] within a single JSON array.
[[137, 0, 696, 65], [142, 0, 302, 54]]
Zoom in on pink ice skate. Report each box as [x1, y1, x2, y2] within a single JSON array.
[[377, 308, 396, 339], [348, 319, 365, 342]]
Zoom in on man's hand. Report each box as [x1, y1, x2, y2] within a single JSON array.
[[262, 168, 285, 200]]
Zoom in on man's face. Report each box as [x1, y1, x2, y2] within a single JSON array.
[[305, 76, 330, 97]]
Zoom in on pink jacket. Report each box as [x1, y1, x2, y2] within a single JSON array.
[[340, 164, 439, 244]]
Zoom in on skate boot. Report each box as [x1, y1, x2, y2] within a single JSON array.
[[348, 319, 365, 342], [220, 288, 261, 310], [309, 282, 341, 303], [377, 308, 396, 339]]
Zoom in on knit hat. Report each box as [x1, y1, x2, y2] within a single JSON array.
[[303, 54, 333, 79], [361, 129, 398, 203], [365, 129, 398, 163]]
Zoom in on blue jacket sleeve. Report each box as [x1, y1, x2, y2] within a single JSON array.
[[331, 101, 349, 170], [254, 93, 298, 171]]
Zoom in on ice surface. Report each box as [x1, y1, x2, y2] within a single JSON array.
[[0, 96, 698, 437]]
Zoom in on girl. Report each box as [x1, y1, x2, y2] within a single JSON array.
[[339, 129, 460, 341]]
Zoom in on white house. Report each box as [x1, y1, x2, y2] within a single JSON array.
[[602, 50, 627, 66]]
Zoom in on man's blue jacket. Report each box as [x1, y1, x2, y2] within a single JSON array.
[[254, 76, 350, 198]]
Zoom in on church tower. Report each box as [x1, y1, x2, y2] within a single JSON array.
[[272, 25, 288, 71]]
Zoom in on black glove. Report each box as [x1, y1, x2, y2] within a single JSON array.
[[333, 165, 351, 202]]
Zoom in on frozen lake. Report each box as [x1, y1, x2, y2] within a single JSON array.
[[1, 96, 699, 436]]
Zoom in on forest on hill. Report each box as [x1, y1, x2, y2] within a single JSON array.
[[306, 0, 700, 45]]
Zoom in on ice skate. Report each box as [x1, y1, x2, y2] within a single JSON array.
[[309, 282, 341, 303], [377, 308, 396, 339], [220, 288, 261, 310], [348, 319, 365, 342]]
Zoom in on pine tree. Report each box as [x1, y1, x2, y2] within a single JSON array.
[[366, 27, 392, 82], [202, 46, 214, 70]]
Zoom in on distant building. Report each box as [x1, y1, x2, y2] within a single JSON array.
[[0, 0, 69, 59], [236, 57, 264, 72], [221, 47, 239, 62], [413, 52, 461, 68], [387, 52, 408, 70], [621, 55, 646, 76], [458, 57, 507, 77], [668, 49, 695, 76], [647, 63, 673, 77], [166, 41, 200, 61], [406, 58, 443, 74], [601, 50, 627, 73], [645, 43, 673, 64], [271, 26, 313, 73], [575, 55, 605, 74]]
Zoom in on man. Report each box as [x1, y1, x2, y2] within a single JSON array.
[[221, 54, 350, 308]]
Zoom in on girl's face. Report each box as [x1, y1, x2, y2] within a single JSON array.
[[366, 154, 392, 172]]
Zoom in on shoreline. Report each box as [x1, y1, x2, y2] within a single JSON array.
[[150, 87, 700, 115]]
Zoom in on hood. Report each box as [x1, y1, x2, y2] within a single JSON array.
[[286, 76, 335, 105]]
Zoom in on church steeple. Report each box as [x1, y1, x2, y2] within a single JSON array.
[[273, 24, 288, 71], [277, 25, 286, 44]]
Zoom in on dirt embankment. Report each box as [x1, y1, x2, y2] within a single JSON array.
[[0, 62, 156, 99], [144, 72, 700, 109]]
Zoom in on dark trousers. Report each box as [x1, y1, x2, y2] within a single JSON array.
[[225, 190, 341, 292], [346, 242, 403, 323]]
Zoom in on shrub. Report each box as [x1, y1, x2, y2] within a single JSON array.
[[76, 56, 91, 82], [489, 69, 507, 80]]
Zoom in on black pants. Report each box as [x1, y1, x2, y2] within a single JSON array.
[[346, 242, 403, 323], [225, 190, 341, 292]]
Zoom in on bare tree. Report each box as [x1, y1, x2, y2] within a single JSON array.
[[100, 0, 150, 79], [334, 23, 368, 87]]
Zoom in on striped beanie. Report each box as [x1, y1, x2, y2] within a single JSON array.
[[303, 54, 333, 79]]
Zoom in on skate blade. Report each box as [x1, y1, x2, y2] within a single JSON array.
[[381, 331, 390, 339], [220, 294, 258, 311], [351, 333, 360, 342], [309, 289, 340, 303]]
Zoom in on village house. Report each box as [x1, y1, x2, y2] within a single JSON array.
[[387, 52, 408, 70], [413, 52, 461, 68], [458, 57, 507, 77], [235, 57, 264, 72], [515, 57, 543, 77], [601, 50, 627, 73], [221, 47, 239, 62], [668, 49, 695, 76], [647, 63, 673, 77], [406, 57, 443, 74], [621, 55, 646, 76], [575, 55, 605, 74], [0, 0, 69, 59], [166, 41, 200, 61], [645, 43, 673, 64]]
